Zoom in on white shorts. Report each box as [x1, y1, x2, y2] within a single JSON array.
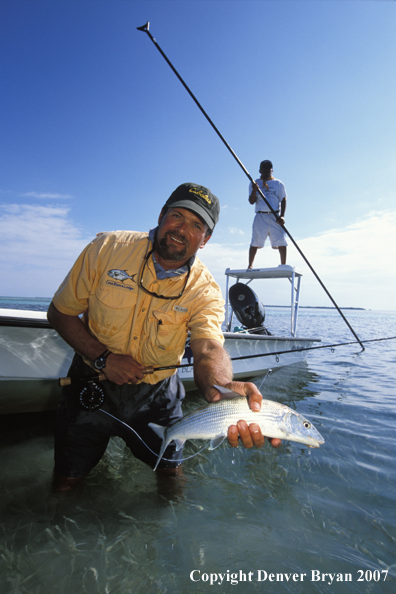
[[250, 213, 288, 248]]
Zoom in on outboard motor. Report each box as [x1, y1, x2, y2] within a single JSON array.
[[229, 282, 266, 330]]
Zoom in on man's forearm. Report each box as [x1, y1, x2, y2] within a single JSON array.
[[280, 197, 286, 217], [47, 301, 106, 361], [191, 339, 233, 400]]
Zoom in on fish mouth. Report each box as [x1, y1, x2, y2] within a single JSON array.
[[307, 436, 325, 448]]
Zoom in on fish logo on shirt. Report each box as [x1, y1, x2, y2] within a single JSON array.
[[107, 269, 136, 283]]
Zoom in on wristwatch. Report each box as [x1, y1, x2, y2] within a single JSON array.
[[93, 349, 111, 370]]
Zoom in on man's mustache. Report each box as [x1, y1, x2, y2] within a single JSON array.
[[164, 231, 189, 247]]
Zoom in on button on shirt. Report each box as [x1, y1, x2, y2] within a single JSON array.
[[52, 230, 225, 384]]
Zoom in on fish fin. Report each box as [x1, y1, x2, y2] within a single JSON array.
[[213, 384, 241, 399], [149, 424, 186, 469], [174, 438, 186, 452], [153, 454, 163, 471], [148, 422, 166, 439], [149, 423, 167, 471], [209, 435, 227, 450]]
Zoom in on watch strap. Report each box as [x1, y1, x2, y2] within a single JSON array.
[[94, 349, 112, 369]]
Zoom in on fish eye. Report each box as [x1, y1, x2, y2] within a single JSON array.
[[303, 421, 311, 429]]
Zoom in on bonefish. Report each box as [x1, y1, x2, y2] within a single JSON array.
[[149, 385, 324, 470]]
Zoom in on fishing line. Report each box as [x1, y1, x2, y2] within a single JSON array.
[[137, 21, 365, 350], [257, 368, 273, 392], [78, 363, 276, 466], [98, 408, 211, 465], [59, 335, 396, 387], [228, 335, 396, 363]]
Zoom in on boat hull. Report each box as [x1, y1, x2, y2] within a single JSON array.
[[0, 309, 319, 414], [179, 331, 318, 390]]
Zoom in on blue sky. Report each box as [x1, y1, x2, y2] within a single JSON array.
[[1, 0, 395, 310]]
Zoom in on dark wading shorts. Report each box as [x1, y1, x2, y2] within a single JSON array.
[[54, 354, 186, 477]]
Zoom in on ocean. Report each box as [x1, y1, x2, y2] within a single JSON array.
[[1, 298, 396, 593]]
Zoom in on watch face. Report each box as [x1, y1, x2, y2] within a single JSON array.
[[94, 350, 110, 370], [94, 357, 105, 370]]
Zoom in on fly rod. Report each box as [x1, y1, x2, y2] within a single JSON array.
[[137, 21, 365, 351], [59, 335, 396, 386]]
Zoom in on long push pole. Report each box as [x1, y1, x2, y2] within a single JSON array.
[[137, 22, 365, 350]]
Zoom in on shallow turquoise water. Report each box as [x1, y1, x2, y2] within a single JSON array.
[[1, 305, 395, 593]]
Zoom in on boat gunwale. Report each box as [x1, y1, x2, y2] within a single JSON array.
[[222, 331, 321, 342], [0, 311, 321, 342], [0, 315, 51, 329]]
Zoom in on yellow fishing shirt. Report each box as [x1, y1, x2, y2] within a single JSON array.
[[52, 231, 225, 384]]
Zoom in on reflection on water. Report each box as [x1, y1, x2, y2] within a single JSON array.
[[1, 310, 396, 593]]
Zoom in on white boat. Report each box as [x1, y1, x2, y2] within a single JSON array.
[[0, 266, 320, 414], [180, 266, 320, 389]]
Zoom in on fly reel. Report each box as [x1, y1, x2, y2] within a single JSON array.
[[79, 381, 105, 411]]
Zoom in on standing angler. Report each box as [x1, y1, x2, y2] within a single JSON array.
[[248, 160, 288, 269], [48, 183, 281, 491]]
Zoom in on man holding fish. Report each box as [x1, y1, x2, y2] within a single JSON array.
[[48, 183, 281, 491]]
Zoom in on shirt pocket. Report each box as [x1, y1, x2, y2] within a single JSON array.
[[88, 285, 138, 350], [143, 309, 189, 366]]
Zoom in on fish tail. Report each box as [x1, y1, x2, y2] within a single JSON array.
[[149, 422, 168, 471], [148, 422, 166, 440]]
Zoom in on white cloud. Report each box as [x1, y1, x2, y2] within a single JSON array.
[[200, 210, 396, 311], [1, 205, 395, 310], [292, 210, 396, 310], [0, 204, 90, 297], [20, 192, 74, 199]]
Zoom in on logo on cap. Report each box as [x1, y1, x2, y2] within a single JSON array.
[[189, 187, 212, 204]]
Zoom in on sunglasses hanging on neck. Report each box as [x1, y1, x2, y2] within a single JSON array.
[[138, 248, 191, 300]]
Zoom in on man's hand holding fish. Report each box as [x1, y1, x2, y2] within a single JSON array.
[[190, 338, 282, 450], [209, 381, 282, 450]]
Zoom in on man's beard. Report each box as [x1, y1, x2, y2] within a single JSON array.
[[155, 231, 189, 262]]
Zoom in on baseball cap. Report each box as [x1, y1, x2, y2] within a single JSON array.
[[259, 160, 273, 173], [165, 183, 220, 231]]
